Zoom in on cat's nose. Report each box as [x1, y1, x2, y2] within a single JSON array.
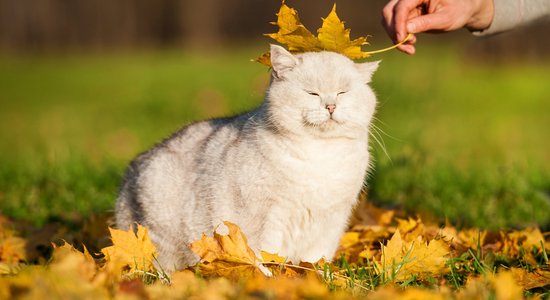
[[326, 104, 336, 114]]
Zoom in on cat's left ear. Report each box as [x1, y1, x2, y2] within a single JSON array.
[[355, 60, 380, 83], [270, 44, 299, 79]]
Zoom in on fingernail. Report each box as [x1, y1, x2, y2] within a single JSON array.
[[407, 22, 416, 33]]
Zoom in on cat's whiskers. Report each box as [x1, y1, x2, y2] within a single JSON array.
[[368, 123, 391, 162]]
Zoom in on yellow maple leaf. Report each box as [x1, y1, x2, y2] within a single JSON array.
[[399, 236, 450, 280], [0, 241, 110, 299], [190, 221, 265, 278], [101, 224, 158, 274], [258, 2, 370, 66], [503, 227, 548, 259], [51, 242, 97, 282], [379, 230, 450, 281], [339, 231, 360, 250], [510, 267, 550, 290], [260, 251, 286, 264], [265, 2, 320, 53], [397, 217, 426, 241], [317, 4, 369, 59], [379, 229, 404, 279], [457, 228, 487, 250]]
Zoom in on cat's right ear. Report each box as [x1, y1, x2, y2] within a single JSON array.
[[270, 44, 298, 79], [356, 60, 380, 83]]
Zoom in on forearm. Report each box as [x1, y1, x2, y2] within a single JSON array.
[[474, 0, 550, 35]]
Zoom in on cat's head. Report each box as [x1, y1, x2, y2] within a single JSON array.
[[266, 44, 379, 139]]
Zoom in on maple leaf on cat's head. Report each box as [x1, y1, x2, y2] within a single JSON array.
[[257, 2, 371, 67]]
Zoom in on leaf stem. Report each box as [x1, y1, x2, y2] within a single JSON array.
[[364, 33, 413, 55]]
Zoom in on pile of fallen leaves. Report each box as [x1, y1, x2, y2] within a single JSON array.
[[0, 202, 548, 299]]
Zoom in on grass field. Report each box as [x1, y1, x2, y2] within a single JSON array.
[[0, 45, 549, 229]]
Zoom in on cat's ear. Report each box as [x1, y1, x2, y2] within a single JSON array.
[[270, 44, 298, 78], [355, 60, 380, 83]]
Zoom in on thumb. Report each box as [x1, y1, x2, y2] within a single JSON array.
[[406, 13, 450, 33]]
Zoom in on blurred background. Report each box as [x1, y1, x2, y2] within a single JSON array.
[[0, 0, 549, 229]]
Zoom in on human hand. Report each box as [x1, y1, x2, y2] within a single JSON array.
[[382, 0, 494, 54]]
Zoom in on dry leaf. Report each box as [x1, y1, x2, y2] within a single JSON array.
[[367, 285, 449, 300], [101, 224, 158, 274], [190, 221, 265, 278], [492, 271, 523, 300], [379, 230, 450, 281], [0, 217, 27, 263], [380, 229, 405, 280], [245, 273, 332, 300], [503, 227, 548, 258], [258, 3, 370, 66], [1, 210, 549, 299], [317, 4, 369, 59], [397, 217, 425, 241], [261, 251, 286, 264], [51, 242, 97, 282], [399, 237, 450, 280], [510, 267, 550, 290], [0, 236, 26, 263], [265, 2, 320, 53]]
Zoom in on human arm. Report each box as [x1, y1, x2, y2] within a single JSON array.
[[382, 0, 550, 54], [475, 0, 550, 36], [382, 0, 494, 54]]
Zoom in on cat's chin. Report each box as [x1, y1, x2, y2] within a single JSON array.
[[304, 118, 338, 130], [303, 119, 359, 139]]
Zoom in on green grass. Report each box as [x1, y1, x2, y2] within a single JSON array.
[[0, 46, 549, 228]]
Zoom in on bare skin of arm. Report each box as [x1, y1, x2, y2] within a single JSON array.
[[381, 0, 494, 54]]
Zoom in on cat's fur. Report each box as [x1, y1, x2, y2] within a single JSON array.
[[116, 45, 379, 272]]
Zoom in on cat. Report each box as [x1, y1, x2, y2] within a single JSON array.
[[115, 44, 380, 272]]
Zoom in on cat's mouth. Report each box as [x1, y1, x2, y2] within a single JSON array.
[[301, 108, 346, 132], [303, 117, 342, 130]]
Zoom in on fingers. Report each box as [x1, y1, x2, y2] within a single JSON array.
[[392, 0, 426, 42], [382, 0, 400, 42], [406, 11, 453, 33], [397, 34, 416, 55]]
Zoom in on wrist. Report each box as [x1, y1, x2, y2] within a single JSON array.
[[466, 0, 495, 30]]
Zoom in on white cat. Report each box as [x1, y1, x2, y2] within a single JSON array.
[[116, 44, 379, 272]]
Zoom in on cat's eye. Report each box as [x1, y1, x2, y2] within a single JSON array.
[[306, 91, 319, 96], [337, 91, 348, 96]]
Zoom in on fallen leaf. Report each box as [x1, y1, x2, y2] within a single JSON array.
[[0, 217, 27, 263], [397, 217, 425, 241], [0, 236, 26, 263], [51, 242, 97, 282], [399, 236, 450, 280], [380, 229, 404, 280], [492, 271, 523, 300], [190, 221, 264, 278], [510, 267, 550, 290], [261, 251, 286, 264], [379, 230, 450, 281], [101, 224, 158, 274]]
